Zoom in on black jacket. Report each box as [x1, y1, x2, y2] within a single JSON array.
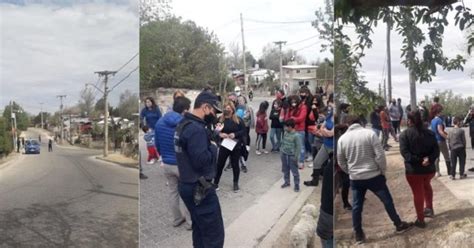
[[176, 113, 218, 183], [370, 111, 382, 130], [269, 108, 283, 128], [399, 127, 439, 175], [218, 117, 246, 145]]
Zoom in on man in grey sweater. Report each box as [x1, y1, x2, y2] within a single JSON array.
[[337, 115, 412, 244]]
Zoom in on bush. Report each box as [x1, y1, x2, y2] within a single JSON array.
[[0, 118, 13, 156]]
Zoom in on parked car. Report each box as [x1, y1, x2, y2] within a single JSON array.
[[25, 139, 41, 154]]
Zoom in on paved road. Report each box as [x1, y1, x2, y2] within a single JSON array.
[[0, 128, 139, 247], [139, 96, 315, 247]]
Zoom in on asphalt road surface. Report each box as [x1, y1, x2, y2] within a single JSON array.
[[0, 128, 139, 247]]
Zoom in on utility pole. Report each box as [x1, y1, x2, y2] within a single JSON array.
[[240, 13, 248, 96], [39, 102, 44, 129], [95, 70, 117, 157], [386, 21, 392, 102], [383, 79, 387, 104], [274, 41, 287, 90], [56, 95, 66, 144], [10, 101, 16, 152]]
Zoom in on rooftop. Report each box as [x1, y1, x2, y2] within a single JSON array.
[[282, 65, 318, 70]]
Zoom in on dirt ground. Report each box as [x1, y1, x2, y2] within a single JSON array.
[[334, 142, 474, 247], [273, 189, 320, 248]]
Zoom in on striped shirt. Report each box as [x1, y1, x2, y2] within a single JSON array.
[[337, 124, 387, 180]]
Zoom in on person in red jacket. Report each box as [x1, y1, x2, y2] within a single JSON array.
[[256, 101, 270, 155], [280, 95, 308, 168]]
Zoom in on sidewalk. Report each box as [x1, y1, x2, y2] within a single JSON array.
[[96, 152, 139, 169]]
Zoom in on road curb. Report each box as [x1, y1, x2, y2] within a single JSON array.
[[0, 153, 24, 170], [223, 167, 316, 248], [258, 175, 319, 248], [94, 156, 139, 169]]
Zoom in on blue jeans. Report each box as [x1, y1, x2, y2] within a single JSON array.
[[281, 153, 300, 186], [351, 175, 401, 233], [306, 132, 315, 157], [372, 128, 381, 137], [179, 182, 225, 248], [321, 237, 334, 248], [269, 128, 283, 150], [297, 131, 306, 163]]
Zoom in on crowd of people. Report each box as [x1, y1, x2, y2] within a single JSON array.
[[139, 85, 334, 247], [336, 96, 473, 245]]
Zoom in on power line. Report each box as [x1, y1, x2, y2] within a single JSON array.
[[244, 18, 312, 24], [294, 41, 322, 52], [110, 66, 139, 91], [286, 35, 319, 46], [115, 52, 138, 74]]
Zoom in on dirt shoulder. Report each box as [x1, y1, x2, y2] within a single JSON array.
[[335, 141, 474, 247]]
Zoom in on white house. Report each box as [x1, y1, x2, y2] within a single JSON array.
[[281, 64, 318, 95]]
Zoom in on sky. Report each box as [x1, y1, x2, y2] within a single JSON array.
[[344, 1, 474, 105], [171, 0, 331, 65], [0, 0, 139, 115]]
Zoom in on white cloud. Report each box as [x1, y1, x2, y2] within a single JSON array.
[[0, 1, 139, 114], [171, 0, 331, 63]]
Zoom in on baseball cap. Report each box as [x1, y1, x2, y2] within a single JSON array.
[[195, 91, 222, 113]]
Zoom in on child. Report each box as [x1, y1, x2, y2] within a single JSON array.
[[269, 99, 283, 153], [142, 125, 159, 164], [280, 119, 301, 192], [448, 117, 467, 179], [255, 101, 269, 155]]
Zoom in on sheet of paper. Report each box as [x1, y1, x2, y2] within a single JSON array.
[[221, 138, 237, 151]]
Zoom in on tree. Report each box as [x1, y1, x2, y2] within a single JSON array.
[[0, 117, 13, 156], [95, 98, 105, 113], [334, 0, 473, 109], [2, 102, 30, 131], [140, 17, 225, 90], [78, 87, 95, 117], [117, 90, 139, 120], [260, 43, 307, 72], [32, 112, 51, 127], [424, 90, 473, 118], [245, 51, 257, 68], [140, 0, 172, 26], [228, 41, 242, 69]]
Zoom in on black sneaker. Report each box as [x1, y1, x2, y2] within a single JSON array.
[[424, 208, 434, 218], [414, 219, 426, 228], [460, 174, 467, 179], [343, 204, 353, 211], [224, 163, 232, 171], [468, 168, 474, 172], [355, 230, 365, 244], [303, 180, 318, 187], [233, 183, 240, 192], [140, 173, 148, 179], [281, 183, 290, 188], [214, 184, 220, 191], [395, 221, 413, 233], [241, 165, 248, 173]]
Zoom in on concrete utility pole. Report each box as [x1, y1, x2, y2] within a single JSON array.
[[39, 102, 44, 129], [240, 13, 248, 96], [386, 21, 392, 103], [10, 101, 16, 152], [384, 79, 387, 104], [56, 95, 66, 144], [274, 41, 287, 90], [95, 70, 117, 157]]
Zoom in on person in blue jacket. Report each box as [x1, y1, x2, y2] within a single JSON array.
[[175, 91, 224, 248], [140, 96, 162, 130], [155, 96, 192, 230]]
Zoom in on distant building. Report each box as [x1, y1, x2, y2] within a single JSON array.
[[281, 64, 318, 95]]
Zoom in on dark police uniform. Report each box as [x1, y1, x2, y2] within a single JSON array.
[[175, 111, 224, 248]]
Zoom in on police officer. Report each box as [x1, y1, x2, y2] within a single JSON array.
[[175, 91, 224, 248]]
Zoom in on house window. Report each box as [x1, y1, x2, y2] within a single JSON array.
[[296, 69, 300, 73]]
